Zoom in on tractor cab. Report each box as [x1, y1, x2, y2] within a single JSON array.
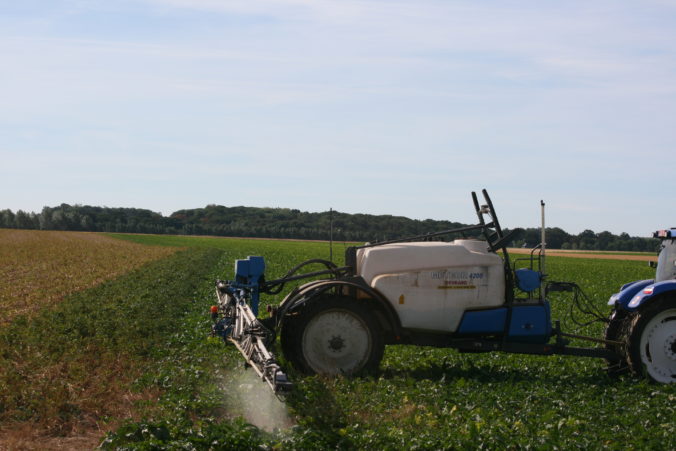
[[655, 229, 676, 282]]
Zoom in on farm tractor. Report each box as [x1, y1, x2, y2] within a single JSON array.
[[210, 190, 676, 392]]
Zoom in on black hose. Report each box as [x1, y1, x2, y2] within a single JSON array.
[[547, 281, 609, 331], [261, 258, 342, 295]]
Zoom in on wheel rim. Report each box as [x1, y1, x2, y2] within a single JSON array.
[[639, 308, 676, 383], [302, 308, 372, 375]]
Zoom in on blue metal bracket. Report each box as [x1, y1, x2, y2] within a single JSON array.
[[233, 256, 266, 316]]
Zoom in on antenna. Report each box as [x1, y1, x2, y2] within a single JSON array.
[[540, 200, 546, 299]]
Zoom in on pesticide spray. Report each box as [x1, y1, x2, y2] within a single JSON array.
[[218, 365, 294, 433]]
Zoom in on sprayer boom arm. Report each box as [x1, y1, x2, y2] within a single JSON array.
[[212, 281, 291, 394]]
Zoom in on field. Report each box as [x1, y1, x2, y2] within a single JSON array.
[[0, 231, 674, 449], [0, 229, 176, 325]]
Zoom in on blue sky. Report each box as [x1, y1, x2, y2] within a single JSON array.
[[1, 0, 675, 236]]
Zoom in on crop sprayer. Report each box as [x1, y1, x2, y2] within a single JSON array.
[[210, 190, 676, 393]]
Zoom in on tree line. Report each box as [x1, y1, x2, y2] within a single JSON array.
[[0, 204, 659, 252]]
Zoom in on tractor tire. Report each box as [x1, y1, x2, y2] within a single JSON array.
[[626, 295, 676, 383], [604, 310, 631, 376], [280, 295, 384, 376]]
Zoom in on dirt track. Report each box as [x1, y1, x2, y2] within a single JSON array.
[[507, 248, 654, 262]]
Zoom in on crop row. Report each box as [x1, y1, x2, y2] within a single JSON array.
[[0, 243, 219, 448]]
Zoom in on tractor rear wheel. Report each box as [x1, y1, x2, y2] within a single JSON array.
[[281, 296, 384, 376], [604, 310, 630, 376], [627, 296, 676, 383]]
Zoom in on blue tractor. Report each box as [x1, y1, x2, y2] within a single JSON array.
[[605, 229, 676, 383]]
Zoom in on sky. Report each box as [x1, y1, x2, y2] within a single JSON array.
[[1, 0, 675, 237]]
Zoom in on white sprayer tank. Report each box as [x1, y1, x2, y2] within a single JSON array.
[[356, 240, 505, 333]]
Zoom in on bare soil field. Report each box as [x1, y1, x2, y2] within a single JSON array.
[[0, 229, 176, 324], [507, 247, 654, 261]]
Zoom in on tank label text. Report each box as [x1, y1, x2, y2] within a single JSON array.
[[430, 269, 486, 290]]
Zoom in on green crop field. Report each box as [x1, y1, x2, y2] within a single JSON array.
[[0, 232, 673, 449]]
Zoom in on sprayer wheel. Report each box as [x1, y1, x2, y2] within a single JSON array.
[[281, 295, 384, 376], [627, 296, 676, 384]]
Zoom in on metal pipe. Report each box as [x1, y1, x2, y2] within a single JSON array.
[[558, 331, 623, 346], [355, 223, 491, 249]]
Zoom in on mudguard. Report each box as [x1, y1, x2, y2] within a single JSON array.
[[608, 279, 654, 310], [626, 280, 676, 310], [277, 277, 403, 341]]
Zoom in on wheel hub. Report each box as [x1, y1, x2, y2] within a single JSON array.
[[640, 308, 676, 382], [328, 335, 345, 353], [666, 334, 676, 361], [301, 308, 373, 375]]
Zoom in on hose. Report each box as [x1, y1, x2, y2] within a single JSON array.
[[261, 258, 342, 295], [547, 281, 609, 331]]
